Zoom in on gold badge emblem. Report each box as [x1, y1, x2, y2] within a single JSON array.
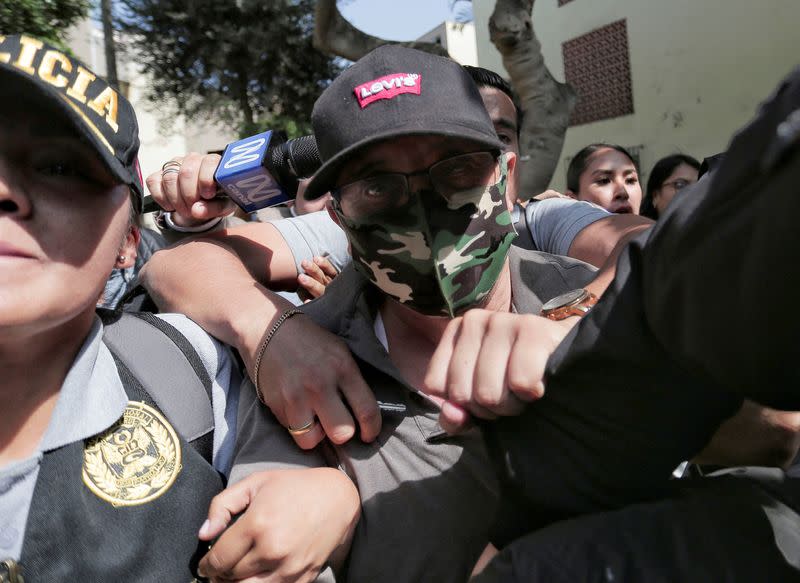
[[82, 401, 182, 507]]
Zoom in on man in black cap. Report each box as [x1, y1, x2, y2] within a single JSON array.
[[0, 34, 359, 582], [145, 43, 600, 582], [143, 61, 648, 448]]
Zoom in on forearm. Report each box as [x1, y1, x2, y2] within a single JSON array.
[[694, 400, 800, 469], [151, 211, 242, 247], [584, 222, 651, 299], [567, 215, 652, 268], [141, 238, 297, 364], [205, 221, 302, 290], [642, 73, 800, 410]]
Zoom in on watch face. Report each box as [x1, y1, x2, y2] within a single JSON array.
[[542, 289, 587, 312]]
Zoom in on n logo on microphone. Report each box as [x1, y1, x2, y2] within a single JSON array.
[[215, 131, 290, 212]]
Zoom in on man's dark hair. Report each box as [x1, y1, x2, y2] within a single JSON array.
[[640, 153, 701, 218], [566, 143, 638, 193], [463, 65, 523, 137]]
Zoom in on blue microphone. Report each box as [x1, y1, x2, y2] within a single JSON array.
[[214, 132, 320, 213], [141, 133, 320, 214]]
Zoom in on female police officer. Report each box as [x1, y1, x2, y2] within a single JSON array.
[[0, 34, 358, 582]]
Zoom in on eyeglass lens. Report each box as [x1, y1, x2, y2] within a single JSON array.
[[664, 179, 691, 190], [336, 152, 498, 219]]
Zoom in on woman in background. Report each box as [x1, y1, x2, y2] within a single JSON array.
[[565, 143, 642, 215], [640, 154, 701, 219]]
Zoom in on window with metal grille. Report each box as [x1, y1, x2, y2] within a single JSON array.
[[562, 19, 634, 126]]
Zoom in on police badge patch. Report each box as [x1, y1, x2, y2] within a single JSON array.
[[82, 401, 182, 507]]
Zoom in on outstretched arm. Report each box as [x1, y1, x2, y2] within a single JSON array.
[[526, 197, 653, 269], [568, 213, 652, 270], [424, 215, 650, 432], [141, 239, 381, 450]]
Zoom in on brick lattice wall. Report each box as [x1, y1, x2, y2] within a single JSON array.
[[562, 19, 634, 126]]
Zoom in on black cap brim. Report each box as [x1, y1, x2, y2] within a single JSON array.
[[0, 68, 139, 198], [0, 35, 142, 212]]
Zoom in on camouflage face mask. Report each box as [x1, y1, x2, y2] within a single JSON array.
[[334, 155, 516, 317]]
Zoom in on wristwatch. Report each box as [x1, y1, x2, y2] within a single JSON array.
[[540, 289, 598, 321]]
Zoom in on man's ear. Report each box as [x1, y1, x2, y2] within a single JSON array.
[[502, 151, 518, 211], [117, 225, 140, 269]]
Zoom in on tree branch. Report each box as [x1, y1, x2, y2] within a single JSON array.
[[490, 0, 576, 195], [314, 0, 449, 61]]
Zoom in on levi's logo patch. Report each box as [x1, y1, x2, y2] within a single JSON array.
[[354, 73, 421, 108]]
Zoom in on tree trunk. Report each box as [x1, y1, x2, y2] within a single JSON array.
[[100, 0, 118, 87], [313, 0, 572, 194], [489, 0, 575, 195], [314, 0, 449, 61], [236, 67, 256, 137]]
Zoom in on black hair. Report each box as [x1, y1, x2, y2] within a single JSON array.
[[463, 65, 523, 137], [128, 188, 142, 228], [640, 154, 701, 219], [566, 143, 638, 193]]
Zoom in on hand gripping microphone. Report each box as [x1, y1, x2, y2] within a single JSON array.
[[214, 131, 321, 212], [141, 132, 321, 214]]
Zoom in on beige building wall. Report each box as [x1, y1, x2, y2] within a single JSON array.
[[473, 0, 799, 191], [418, 21, 479, 66], [65, 20, 234, 185]]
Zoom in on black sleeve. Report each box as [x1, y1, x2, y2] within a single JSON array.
[[484, 66, 800, 545], [642, 67, 800, 411]]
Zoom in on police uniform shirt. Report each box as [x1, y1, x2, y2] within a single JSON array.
[[0, 314, 240, 561]]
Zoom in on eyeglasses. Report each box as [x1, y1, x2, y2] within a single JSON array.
[[661, 178, 693, 191], [332, 151, 499, 219]]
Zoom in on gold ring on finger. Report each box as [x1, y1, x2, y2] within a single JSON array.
[[287, 419, 317, 436]]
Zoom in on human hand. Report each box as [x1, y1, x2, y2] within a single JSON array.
[[694, 400, 800, 469], [197, 468, 360, 582], [146, 153, 236, 226], [141, 234, 380, 451], [297, 255, 339, 301], [423, 310, 577, 433], [251, 312, 381, 449]]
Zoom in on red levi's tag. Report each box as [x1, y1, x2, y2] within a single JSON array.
[[354, 73, 422, 108]]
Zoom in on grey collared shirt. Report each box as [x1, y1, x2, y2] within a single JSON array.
[[230, 246, 598, 582], [0, 314, 240, 561]]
